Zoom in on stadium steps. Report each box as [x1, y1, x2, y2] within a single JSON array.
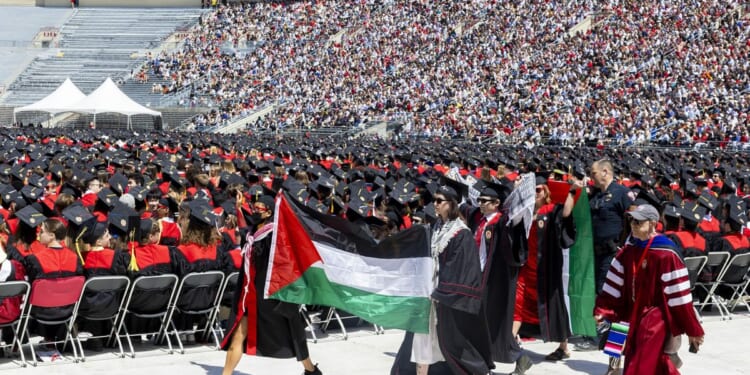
[[2, 8, 204, 107], [0, 106, 15, 126]]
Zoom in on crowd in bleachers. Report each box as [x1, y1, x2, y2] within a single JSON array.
[[142, 0, 749, 146]]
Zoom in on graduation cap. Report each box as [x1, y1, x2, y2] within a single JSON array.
[[306, 197, 328, 214], [81, 222, 108, 245], [15, 205, 46, 228], [662, 204, 682, 220], [139, 218, 154, 242], [108, 173, 128, 196], [281, 178, 308, 202], [256, 195, 275, 211], [478, 180, 512, 202], [439, 176, 468, 201], [220, 173, 246, 189], [128, 186, 147, 203], [636, 189, 662, 208], [346, 194, 372, 221], [27, 175, 48, 188], [20, 185, 42, 202], [726, 204, 748, 228], [188, 200, 217, 226], [696, 190, 718, 211], [62, 204, 95, 227], [108, 202, 140, 237], [389, 180, 419, 206], [97, 188, 119, 209], [10, 166, 25, 181], [679, 202, 706, 224]]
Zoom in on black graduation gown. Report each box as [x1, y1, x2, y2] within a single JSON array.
[[220, 228, 309, 360], [392, 228, 493, 375], [536, 204, 576, 343], [483, 211, 528, 364]]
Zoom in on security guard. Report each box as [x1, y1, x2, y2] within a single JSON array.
[[587, 159, 634, 293]]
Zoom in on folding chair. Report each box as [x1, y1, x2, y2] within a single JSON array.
[[717, 253, 750, 315], [18, 276, 86, 366], [695, 252, 731, 319], [300, 304, 320, 343], [74, 276, 131, 360], [162, 271, 224, 354], [114, 274, 179, 357], [683, 256, 708, 321], [205, 271, 238, 343], [317, 307, 383, 340], [0, 281, 30, 367]]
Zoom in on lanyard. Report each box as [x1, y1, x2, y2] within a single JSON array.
[[631, 236, 655, 303]]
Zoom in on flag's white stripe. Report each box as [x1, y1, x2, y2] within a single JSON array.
[[312, 241, 433, 298], [264, 195, 283, 299]]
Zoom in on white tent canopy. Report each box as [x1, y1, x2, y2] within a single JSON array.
[[13, 78, 86, 115], [13, 77, 161, 129], [68, 77, 161, 117]]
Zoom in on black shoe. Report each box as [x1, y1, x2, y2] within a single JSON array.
[[545, 347, 571, 361], [573, 337, 598, 352], [510, 354, 532, 375], [303, 364, 322, 375]]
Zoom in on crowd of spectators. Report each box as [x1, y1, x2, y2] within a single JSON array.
[[146, 0, 748, 148]]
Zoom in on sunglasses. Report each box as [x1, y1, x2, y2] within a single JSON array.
[[477, 198, 497, 204], [253, 205, 269, 213], [535, 187, 544, 193], [434, 198, 448, 204]]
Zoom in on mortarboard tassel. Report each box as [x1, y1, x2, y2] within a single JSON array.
[[128, 228, 139, 272], [75, 227, 87, 266]]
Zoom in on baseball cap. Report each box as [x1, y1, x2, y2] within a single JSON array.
[[627, 204, 660, 222]]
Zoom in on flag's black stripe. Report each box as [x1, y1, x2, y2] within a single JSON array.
[[284, 192, 430, 259]]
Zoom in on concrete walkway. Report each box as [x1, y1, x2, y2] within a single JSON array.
[[2, 311, 747, 374]]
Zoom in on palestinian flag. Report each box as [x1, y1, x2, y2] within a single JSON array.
[[265, 193, 432, 334], [548, 181, 598, 337]]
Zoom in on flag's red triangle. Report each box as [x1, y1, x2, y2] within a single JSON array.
[[267, 194, 323, 296]]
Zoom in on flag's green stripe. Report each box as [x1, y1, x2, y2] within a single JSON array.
[[568, 193, 598, 337], [271, 267, 430, 334]]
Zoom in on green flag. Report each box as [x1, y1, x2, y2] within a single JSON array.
[[567, 192, 597, 337]]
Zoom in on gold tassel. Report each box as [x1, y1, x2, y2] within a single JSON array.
[[75, 227, 87, 266], [128, 228, 139, 272]]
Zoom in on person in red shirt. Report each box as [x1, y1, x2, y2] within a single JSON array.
[[514, 176, 577, 362]]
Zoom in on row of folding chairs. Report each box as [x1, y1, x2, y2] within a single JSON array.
[[687, 252, 750, 321], [0, 270, 239, 367], [300, 305, 384, 344]]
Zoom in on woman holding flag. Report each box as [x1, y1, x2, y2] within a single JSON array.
[[221, 195, 322, 375], [512, 176, 577, 361], [392, 184, 493, 375]]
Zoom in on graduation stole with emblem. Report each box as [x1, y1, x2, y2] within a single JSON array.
[[240, 223, 275, 311]]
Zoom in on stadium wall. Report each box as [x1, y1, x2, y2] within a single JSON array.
[[37, 0, 201, 7]]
